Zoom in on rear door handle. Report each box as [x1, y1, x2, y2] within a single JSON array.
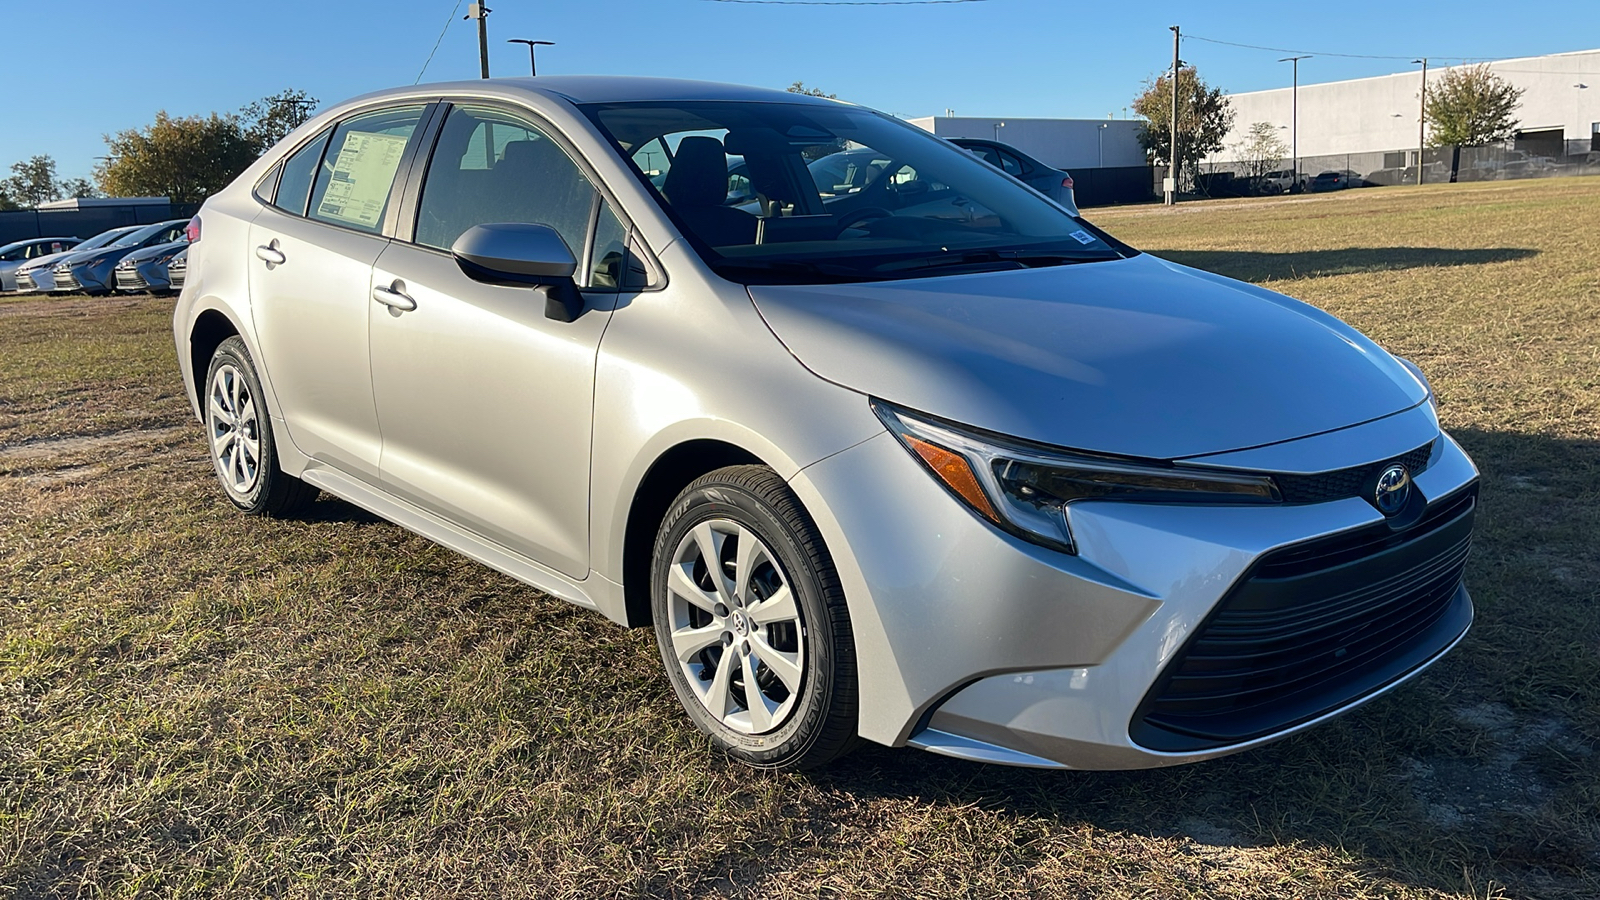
[[372, 281, 417, 312], [254, 242, 285, 265]]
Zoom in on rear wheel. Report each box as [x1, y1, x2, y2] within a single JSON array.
[[651, 465, 858, 770], [204, 336, 317, 517]]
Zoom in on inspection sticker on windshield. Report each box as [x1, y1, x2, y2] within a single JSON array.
[[1069, 230, 1096, 245]]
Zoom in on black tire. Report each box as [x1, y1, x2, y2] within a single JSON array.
[[203, 336, 317, 517], [651, 465, 858, 770]]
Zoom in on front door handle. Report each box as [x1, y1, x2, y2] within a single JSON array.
[[372, 281, 417, 312], [254, 241, 286, 266]]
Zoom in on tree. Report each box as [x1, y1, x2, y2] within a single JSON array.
[[4, 155, 64, 208], [1236, 121, 1289, 184], [1425, 64, 1525, 147], [242, 89, 319, 152], [1133, 67, 1235, 189], [59, 177, 97, 199], [786, 81, 836, 99], [96, 112, 260, 204]]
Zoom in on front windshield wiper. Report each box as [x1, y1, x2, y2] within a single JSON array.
[[872, 247, 1119, 275], [710, 258, 881, 283]]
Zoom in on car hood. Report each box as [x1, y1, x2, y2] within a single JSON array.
[[746, 253, 1427, 460], [122, 240, 186, 264], [19, 249, 78, 272]]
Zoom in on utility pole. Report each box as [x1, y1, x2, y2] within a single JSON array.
[[1412, 58, 1428, 185], [1279, 55, 1309, 191], [507, 39, 554, 76], [1167, 25, 1180, 206], [466, 3, 492, 79]]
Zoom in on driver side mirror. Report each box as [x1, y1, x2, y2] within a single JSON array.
[[451, 223, 584, 322]]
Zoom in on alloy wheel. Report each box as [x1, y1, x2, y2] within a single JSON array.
[[666, 519, 806, 735], [207, 363, 261, 497]]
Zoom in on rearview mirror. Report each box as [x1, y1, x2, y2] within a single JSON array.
[[451, 223, 583, 322]]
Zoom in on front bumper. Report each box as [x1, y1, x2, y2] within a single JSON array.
[[114, 266, 149, 292], [17, 268, 50, 292], [791, 405, 1479, 770]]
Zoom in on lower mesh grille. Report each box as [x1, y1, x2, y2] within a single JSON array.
[[1131, 485, 1476, 752]]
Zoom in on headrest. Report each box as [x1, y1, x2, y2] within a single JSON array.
[[661, 135, 729, 208]]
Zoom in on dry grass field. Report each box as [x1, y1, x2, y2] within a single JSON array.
[[3, 176, 1598, 898]]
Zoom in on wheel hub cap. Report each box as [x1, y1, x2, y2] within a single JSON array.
[[207, 364, 261, 496]]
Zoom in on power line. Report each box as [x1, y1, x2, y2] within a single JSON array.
[[699, 0, 985, 5], [1184, 33, 1499, 63], [416, 0, 467, 84]]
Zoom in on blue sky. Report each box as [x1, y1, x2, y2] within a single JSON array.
[[5, 0, 1596, 182]]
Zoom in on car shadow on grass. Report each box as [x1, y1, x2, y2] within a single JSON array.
[[1153, 247, 1539, 284], [808, 426, 1598, 897]]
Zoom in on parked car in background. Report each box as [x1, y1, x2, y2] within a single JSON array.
[[114, 237, 189, 293], [949, 137, 1079, 214], [166, 247, 188, 291], [14, 225, 142, 293], [176, 77, 1478, 774], [0, 237, 80, 292], [51, 219, 188, 294], [1256, 169, 1308, 195], [1310, 170, 1360, 192]]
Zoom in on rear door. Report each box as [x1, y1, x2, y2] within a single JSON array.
[[247, 104, 431, 484], [368, 102, 632, 577]]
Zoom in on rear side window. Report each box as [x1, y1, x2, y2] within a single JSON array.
[[274, 128, 331, 217], [414, 105, 597, 260], [307, 105, 427, 233], [996, 150, 1026, 176]]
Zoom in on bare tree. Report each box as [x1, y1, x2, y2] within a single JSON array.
[[1236, 122, 1289, 189]]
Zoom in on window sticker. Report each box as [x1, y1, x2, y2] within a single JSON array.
[[315, 131, 410, 228], [1069, 230, 1096, 245]]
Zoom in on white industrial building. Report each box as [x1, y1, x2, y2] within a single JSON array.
[[908, 116, 1148, 170], [1212, 48, 1600, 164]]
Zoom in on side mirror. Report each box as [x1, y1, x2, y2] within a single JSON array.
[[451, 223, 583, 322]]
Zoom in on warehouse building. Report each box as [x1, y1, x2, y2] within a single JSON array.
[[1211, 48, 1600, 176]]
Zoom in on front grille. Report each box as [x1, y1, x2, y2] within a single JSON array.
[[169, 266, 186, 289], [1131, 485, 1476, 752], [17, 272, 34, 290], [53, 270, 79, 290], [1275, 441, 1436, 504], [116, 269, 147, 290]]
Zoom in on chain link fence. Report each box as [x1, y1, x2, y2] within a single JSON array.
[[1196, 141, 1600, 197]]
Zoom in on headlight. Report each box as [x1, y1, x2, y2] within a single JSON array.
[[1397, 357, 1439, 414], [874, 401, 1281, 555], [71, 257, 99, 268]]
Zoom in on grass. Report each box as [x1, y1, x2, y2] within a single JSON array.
[[3, 176, 1598, 898]]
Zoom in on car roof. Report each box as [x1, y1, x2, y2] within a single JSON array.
[[380, 75, 843, 108]]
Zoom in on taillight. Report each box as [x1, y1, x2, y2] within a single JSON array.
[[185, 216, 201, 243], [1061, 176, 1074, 189]]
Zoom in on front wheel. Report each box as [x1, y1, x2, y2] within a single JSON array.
[[203, 336, 317, 517], [651, 465, 858, 770]]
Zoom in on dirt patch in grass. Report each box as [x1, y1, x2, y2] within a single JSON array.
[[3, 181, 1599, 898]]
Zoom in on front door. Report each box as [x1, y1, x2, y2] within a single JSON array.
[[248, 104, 428, 483], [369, 103, 630, 578]]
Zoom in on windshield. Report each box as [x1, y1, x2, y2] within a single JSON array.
[[76, 228, 137, 252], [582, 101, 1128, 284], [109, 222, 175, 248]]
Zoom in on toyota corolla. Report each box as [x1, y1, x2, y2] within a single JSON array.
[[173, 77, 1477, 771]]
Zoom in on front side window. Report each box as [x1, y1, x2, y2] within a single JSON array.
[[584, 101, 1127, 284], [308, 105, 426, 233], [414, 105, 598, 263]]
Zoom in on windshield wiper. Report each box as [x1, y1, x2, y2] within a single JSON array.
[[710, 258, 879, 282], [872, 247, 1117, 275]]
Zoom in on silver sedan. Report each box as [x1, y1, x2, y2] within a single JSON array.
[[173, 77, 1477, 771]]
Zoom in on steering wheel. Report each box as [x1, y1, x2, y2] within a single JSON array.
[[835, 206, 893, 233]]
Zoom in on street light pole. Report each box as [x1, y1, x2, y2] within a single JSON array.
[[1097, 122, 1108, 168], [993, 121, 1005, 142], [1279, 55, 1309, 191], [465, 3, 492, 79], [1167, 25, 1180, 206], [1412, 58, 1428, 185], [507, 39, 554, 75]]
